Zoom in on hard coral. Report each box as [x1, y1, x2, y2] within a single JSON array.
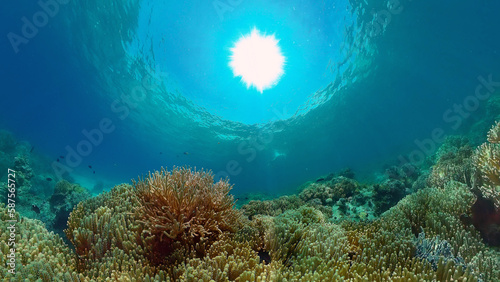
[[240, 195, 304, 218], [133, 166, 242, 261], [65, 184, 163, 279], [0, 204, 82, 281], [427, 136, 475, 188], [474, 121, 500, 208], [299, 176, 358, 205], [50, 180, 90, 230]]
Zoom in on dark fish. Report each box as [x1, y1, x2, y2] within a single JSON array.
[[88, 165, 92, 169], [59, 156, 64, 159], [183, 152, 189, 155], [57, 158, 60, 162], [160, 152, 163, 154], [93, 171, 95, 174], [31, 205, 40, 214], [316, 178, 325, 182], [30, 146, 35, 153], [46, 178, 52, 181], [258, 250, 271, 264]]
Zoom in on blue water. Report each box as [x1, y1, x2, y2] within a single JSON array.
[[1, 0, 499, 196]]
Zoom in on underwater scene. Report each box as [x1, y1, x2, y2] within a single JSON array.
[[1, 0, 500, 281]]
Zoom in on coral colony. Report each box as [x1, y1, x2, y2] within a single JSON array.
[[1, 122, 500, 281]]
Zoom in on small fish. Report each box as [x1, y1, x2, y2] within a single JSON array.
[[59, 156, 65, 159], [183, 152, 189, 155], [57, 158, 60, 162], [31, 205, 40, 214], [46, 177, 52, 181], [160, 152, 163, 154], [30, 146, 35, 153], [315, 178, 325, 183], [93, 171, 95, 174], [88, 165, 92, 169]]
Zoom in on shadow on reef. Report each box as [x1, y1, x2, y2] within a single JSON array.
[[1, 123, 500, 281]]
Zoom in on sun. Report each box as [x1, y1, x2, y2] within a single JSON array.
[[229, 28, 285, 93]]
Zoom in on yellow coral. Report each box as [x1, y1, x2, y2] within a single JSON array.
[[65, 184, 164, 280], [487, 121, 500, 143], [474, 121, 500, 207], [0, 204, 83, 281]]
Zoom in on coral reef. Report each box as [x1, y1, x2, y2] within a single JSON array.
[[427, 136, 476, 188], [475, 121, 500, 208], [65, 183, 167, 280], [12, 155, 33, 188], [300, 176, 359, 205], [0, 204, 83, 281], [50, 180, 91, 231], [372, 179, 406, 215], [133, 167, 242, 262], [2, 149, 500, 281], [240, 194, 305, 218]]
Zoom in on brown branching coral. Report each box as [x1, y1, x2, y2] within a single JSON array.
[[475, 121, 500, 208], [133, 166, 242, 262]]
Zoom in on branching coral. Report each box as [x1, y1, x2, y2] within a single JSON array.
[[176, 234, 281, 281], [299, 176, 359, 205], [379, 182, 498, 280], [65, 184, 162, 279], [475, 121, 500, 208], [5, 162, 499, 281], [240, 195, 305, 218], [487, 121, 500, 143], [50, 180, 91, 230], [133, 166, 242, 262], [427, 136, 476, 188]]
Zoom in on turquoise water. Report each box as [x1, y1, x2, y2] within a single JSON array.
[[1, 0, 499, 196]]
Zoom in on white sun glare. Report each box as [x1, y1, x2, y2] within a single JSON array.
[[229, 28, 285, 93]]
